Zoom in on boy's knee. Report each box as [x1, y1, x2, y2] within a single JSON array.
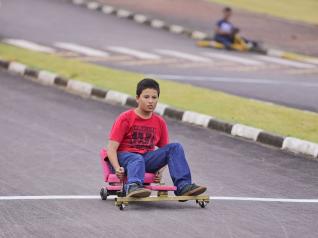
[[131, 154, 144, 162], [168, 142, 183, 151], [123, 153, 144, 167]]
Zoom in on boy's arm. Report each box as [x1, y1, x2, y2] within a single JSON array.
[[107, 140, 125, 179]]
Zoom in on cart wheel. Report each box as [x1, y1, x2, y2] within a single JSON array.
[[119, 204, 125, 211], [100, 188, 108, 200], [198, 201, 208, 208]]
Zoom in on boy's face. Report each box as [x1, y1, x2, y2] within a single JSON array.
[[223, 10, 232, 20], [136, 88, 159, 113]]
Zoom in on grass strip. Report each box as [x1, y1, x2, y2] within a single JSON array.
[[209, 0, 318, 25], [1, 43, 317, 143]]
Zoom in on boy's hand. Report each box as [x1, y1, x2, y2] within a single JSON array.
[[115, 167, 125, 180], [154, 171, 162, 183]]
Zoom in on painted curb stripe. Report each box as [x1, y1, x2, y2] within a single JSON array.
[[72, 0, 85, 6], [283, 137, 318, 158], [231, 124, 262, 141], [151, 19, 165, 29], [125, 97, 138, 107], [101, 5, 115, 14], [24, 68, 39, 78], [105, 90, 129, 105], [0, 60, 10, 69], [67, 80, 93, 96], [133, 14, 148, 24], [169, 25, 184, 34], [116, 9, 132, 18], [182, 111, 213, 127], [164, 107, 184, 121], [91, 87, 107, 98], [155, 103, 168, 116], [38, 70, 57, 85], [257, 132, 284, 148], [191, 31, 208, 40], [208, 118, 233, 134], [86, 1, 101, 10], [54, 76, 68, 87], [8, 62, 26, 75]]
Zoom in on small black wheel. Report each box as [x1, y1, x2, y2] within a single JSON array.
[[100, 188, 108, 200], [198, 201, 207, 208], [119, 204, 125, 211]]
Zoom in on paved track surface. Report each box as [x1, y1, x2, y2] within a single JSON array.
[[0, 0, 318, 112], [1, 70, 318, 237]]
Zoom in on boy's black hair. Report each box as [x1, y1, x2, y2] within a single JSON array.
[[136, 78, 160, 97], [223, 7, 232, 12]]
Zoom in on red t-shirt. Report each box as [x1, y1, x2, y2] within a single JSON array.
[[109, 109, 169, 154]]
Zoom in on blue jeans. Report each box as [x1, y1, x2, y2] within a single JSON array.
[[117, 143, 192, 195], [214, 34, 233, 49]]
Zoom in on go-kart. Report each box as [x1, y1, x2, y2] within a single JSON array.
[[99, 148, 210, 210], [197, 34, 267, 54]]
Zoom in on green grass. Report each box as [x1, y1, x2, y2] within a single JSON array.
[[1, 43, 318, 143], [209, 0, 318, 25]]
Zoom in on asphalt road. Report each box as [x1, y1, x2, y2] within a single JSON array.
[[1, 70, 318, 238], [0, 0, 318, 112]]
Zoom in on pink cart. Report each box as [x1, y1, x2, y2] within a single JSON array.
[[99, 148, 209, 210]]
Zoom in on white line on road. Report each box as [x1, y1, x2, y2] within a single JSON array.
[[107, 46, 161, 60], [255, 55, 316, 68], [148, 74, 318, 87], [0, 195, 100, 200], [54, 42, 109, 57], [155, 49, 212, 62], [0, 195, 318, 203], [3, 39, 56, 53], [204, 52, 263, 65], [211, 197, 318, 203]]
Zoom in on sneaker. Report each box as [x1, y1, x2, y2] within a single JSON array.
[[178, 183, 207, 196], [126, 183, 151, 198]]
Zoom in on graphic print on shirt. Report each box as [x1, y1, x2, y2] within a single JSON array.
[[131, 125, 155, 149]]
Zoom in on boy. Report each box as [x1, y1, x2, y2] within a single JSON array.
[[214, 7, 238, 49], [214, 7, 260, 51], [107, 78, 207, 198]]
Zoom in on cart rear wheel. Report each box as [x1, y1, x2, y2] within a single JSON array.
[[197, 200, 208, 208], [119, 204, 125, 210], [100, 188, 108, 200]]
